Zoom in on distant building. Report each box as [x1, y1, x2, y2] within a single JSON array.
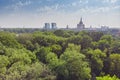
[[89, 25, 93, 30], [0, 26, 3, 31], [66, 25, 69, 29], [44, 23, 50, 30], [77, 18, 85, 29], [51, 23, 57, 29], [101, 26, 109, 31]]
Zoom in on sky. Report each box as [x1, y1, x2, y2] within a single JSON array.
[[0, 0, 120, 28]]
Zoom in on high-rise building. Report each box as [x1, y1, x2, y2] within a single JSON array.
[[44, 23, 50, 30], [51, 23, 57, 29], [77, 18, 85, 29]]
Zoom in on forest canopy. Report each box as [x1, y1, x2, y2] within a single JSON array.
[[0, 30, 120, 80]]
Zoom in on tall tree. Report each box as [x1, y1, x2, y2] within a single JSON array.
[[59, 44, 91, 80], [109, 54, 120, 77], [85, 49, 106, 77]]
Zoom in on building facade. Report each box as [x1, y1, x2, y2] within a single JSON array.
[[77, 18, 85, 29], [51, 23, 57, 29], [44, 23, 50, 30]]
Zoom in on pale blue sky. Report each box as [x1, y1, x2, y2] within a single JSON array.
[[0, 0, 120, 28]]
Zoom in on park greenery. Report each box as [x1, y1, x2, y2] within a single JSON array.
[[0, 30, 120, 80]]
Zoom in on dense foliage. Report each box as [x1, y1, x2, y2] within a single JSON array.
[[0, 30, 120, 80], [96, 75, 119, 80]]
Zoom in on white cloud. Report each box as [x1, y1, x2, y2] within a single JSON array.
[[72, 2, 77, 6], [110, 0, 118, 3], [102, 0, 118, 3], [36, 4, 61, 14], [6, 0, 32, 10], [114, 5, 120, 9], [76, 3, 120, 15], [71, 0, 88, 7], [79, 0, 89, 4]]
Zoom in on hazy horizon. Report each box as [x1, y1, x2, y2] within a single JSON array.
[[0, 0, 120, 28]]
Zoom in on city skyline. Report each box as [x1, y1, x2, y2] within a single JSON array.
[[0, 0, 120, 28]]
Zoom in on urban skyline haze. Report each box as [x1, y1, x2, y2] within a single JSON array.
[[0, 0, 120, 28]]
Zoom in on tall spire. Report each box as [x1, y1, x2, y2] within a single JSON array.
[[80, 17, 83, 24], [80, 17, 82, 22], [77, 17, 85, 29]]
